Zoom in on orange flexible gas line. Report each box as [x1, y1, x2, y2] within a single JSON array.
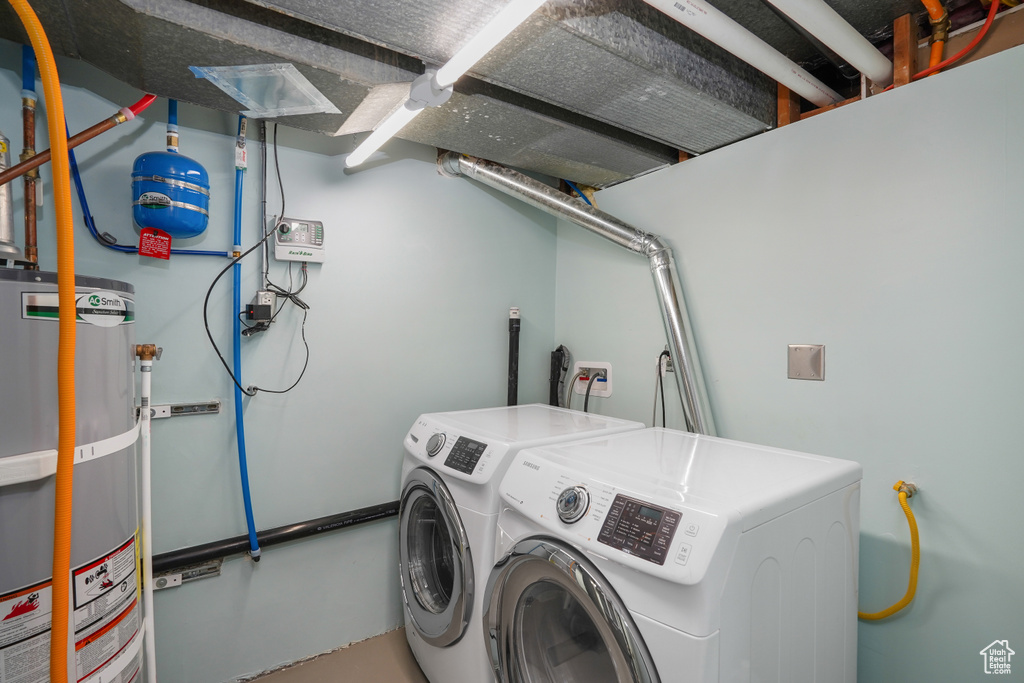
[[920, 0, 949, 68], [6, 1, 76, 682]]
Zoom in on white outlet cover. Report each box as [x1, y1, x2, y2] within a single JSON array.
[[572, 361, 613, 398]]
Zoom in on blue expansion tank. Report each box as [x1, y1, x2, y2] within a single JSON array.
[[131, 150, 210, 238]]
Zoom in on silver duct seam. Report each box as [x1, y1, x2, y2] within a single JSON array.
[[439, 153, 715, 436]]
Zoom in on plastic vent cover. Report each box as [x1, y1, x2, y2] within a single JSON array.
[[189, 63, 342, 118]]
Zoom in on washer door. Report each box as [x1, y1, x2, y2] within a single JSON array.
[[484, 537, 659, 683], [399, 467, 474, 647]]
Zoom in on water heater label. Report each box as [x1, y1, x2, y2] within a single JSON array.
[[22, 292, 135, 326], [72, 535, 141, 683], [0, 579, 53, 683]]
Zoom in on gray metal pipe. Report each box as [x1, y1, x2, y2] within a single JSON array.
[[439, 153, 715, 436], [0, 131, 23, 260]]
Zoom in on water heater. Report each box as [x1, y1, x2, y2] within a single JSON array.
[[0, 269, 142, 683]]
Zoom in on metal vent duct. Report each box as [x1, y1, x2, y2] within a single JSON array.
[[0, 0, 925, 185]]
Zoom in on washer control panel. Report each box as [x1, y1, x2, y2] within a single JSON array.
[[597, 494, 679, 565], [498, 452, 728, 585], [405, 417, 510, 484], [443, 436, 489, 475]]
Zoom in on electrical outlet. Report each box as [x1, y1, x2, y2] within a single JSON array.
[[572, 361, 612, 398], [660, 346, 674, 377]]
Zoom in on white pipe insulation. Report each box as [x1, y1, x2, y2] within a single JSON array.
[[640, 0, 842, 107], [761, 0, 894, 86], [140, 356, 157, 683]]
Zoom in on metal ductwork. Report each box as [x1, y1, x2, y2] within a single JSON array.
[[439, 152, 715, 435], [0, 0, 929, 187]]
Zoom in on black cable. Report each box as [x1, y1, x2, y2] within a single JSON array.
[[583, 373, 601, 413], [252, 306, 310, 394], [202, 225, 278, 397], [658, 351, 670, 427]]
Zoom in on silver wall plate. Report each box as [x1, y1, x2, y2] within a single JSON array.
[[788, 345, 825, 381]]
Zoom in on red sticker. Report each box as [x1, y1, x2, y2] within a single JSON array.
[[138, 228, 171, 260]]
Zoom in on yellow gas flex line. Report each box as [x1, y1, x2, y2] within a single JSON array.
[[7, 0, 77, 680], [859, 481, 920, 620]]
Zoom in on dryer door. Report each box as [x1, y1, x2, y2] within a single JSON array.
[[484, 537, 659, 683], [399, 467, 474, 647]]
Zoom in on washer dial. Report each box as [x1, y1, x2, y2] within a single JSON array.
[[426, 433, 446, 457], [556, 486, 590, 524]]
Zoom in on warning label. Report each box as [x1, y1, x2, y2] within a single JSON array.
[[72, 536, 141, 683], [0, 580, 53, 683], [138, 228, 171, 260]]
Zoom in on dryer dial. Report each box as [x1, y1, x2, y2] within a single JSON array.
[[426, 433, 446, 457], [556, 486, 590, 524]]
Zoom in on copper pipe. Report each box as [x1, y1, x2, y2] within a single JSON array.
[[0, 114, 121, 188], [22, 94, 38, 268]]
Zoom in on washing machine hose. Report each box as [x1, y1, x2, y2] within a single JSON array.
[[858, 481, 920, 620]]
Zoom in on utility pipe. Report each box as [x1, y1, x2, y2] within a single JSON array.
[[136, 344, 160, 683], [639, 0, 841, 107], [22, 45, 37, 267], [507, 307, 520, 406], [440, 153, 716, 436], [7, 2, 77, 682], [919, 0, 950, 69], [152, 501, 400, 573], [759, 0, 894, 86], [232, 116, 261, 561], [0, 94, 156, 188]]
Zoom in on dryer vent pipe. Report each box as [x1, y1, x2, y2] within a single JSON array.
[[439, 153, 715, 436]]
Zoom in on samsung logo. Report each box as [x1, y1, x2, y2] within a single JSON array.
[[522, 461, 540, 471]]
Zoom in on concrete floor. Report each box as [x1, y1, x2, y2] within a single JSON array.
[[253, 629, 428, 683]]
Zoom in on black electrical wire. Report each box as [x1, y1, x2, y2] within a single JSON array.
[[583, 372, 602, 413], [202, 224, 278, 397]]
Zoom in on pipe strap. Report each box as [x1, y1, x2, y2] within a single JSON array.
[[0, 420, 141, 488], [132, 174, 210, 196]]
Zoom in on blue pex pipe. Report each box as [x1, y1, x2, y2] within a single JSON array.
[[22, 44, 35, 92], [232, 115, 261, 561]]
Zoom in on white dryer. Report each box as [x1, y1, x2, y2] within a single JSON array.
[[399, 404, 644, 683], [485, 427, 862, 683]]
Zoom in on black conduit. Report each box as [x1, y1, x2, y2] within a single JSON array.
[[507, 307, 520, 406], [549, 348, 564, 406], [152, 500, 399, 574]]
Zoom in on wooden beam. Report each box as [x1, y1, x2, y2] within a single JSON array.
[[677, 150, 690, 163], [893, 13, 917, 87], [777, 83, 801, 127], [800, 95, 861, 121]]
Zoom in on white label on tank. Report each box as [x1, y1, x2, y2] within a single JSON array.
[[137, 191, 171, 209], [75, 292, 128, 328], [22, 292, 135, 326], [73, 535, 141, 683], [0, 579, 53, 683]]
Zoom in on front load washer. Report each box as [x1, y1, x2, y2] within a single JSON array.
[[399, 404, 644, 683], [485, 427, 862, 683]]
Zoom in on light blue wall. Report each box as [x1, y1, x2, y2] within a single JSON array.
[[0, 39, 558, 681], [555, 45, 1024, 681]]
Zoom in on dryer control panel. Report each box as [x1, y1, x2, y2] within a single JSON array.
[[597, 495, 680, 566]]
